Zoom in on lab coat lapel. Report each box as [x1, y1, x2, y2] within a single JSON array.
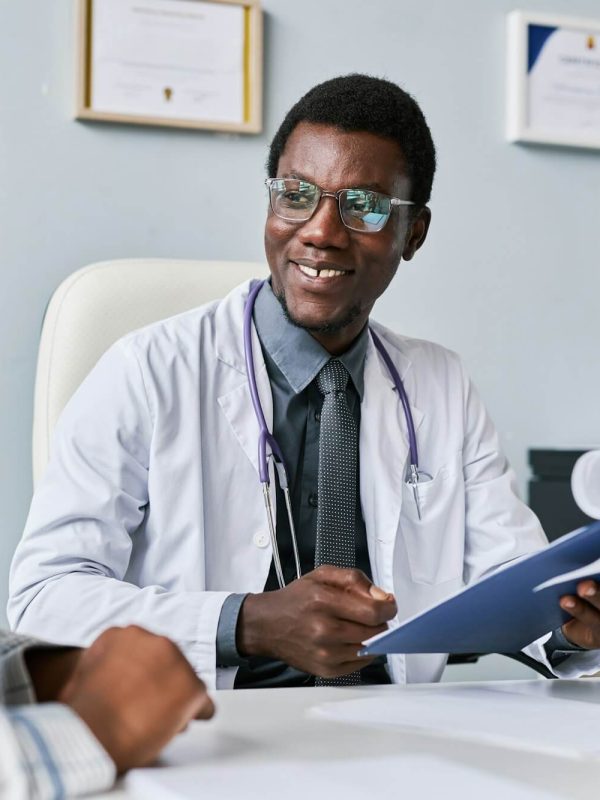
[[214, 282, 274, 478], [360, 328, 424, 593]]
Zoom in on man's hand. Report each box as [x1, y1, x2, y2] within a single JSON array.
[[237, 566, 397, 678], [57, 625, 214, 774], [560, 580, 600, 650]]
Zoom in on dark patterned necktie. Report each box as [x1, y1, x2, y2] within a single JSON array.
[[314, 359, 361, 686]]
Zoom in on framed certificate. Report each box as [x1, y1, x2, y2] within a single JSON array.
[[76, 0, 262, 133], [506, 10, 600, 150]]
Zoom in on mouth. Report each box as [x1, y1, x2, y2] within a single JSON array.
[[291, 259, 352, 280]]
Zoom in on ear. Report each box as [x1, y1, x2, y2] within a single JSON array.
[[402, 206, 431, 261]]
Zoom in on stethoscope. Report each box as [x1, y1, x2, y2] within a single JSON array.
[[243, 279, 430, 589]]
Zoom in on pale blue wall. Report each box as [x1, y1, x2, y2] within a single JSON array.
[[1, 0, 600, 626]]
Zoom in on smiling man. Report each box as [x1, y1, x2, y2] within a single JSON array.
[[9, 75, 600, 688]]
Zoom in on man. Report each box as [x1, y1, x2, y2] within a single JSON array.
[[0, 625, 214, 799], [9, 75, 600, 689]]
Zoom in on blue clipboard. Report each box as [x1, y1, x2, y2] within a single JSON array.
[[361, 520, 600, 656]]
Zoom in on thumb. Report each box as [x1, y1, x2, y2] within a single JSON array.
[[369, 584, 396, 604]]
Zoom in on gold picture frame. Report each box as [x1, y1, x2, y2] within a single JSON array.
[[75, 0, 263, 133]]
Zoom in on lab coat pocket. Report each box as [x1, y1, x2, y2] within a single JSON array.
[[400, 453, 465, 585]]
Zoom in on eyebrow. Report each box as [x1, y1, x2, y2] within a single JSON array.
[[281, 171, 390, 194]]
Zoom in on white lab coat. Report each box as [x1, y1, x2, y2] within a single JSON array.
[[8, 281, 600, 689]]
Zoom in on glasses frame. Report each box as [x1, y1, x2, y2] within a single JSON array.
[[265, 177, 414, 233]]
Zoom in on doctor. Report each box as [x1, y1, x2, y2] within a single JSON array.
[[9, 75, 600, 689]]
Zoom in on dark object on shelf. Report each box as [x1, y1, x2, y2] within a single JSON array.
[[528, 449, 595, 541]]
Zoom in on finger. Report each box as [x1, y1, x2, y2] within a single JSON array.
[[560, 594, 600, 625], [560, 595, 600, 649], [313, 582, 397, 627], [369, 584, 394, 602], [313, 617, 389, 646], [576, 580, 600, 608], [311, 566, 392, 602]]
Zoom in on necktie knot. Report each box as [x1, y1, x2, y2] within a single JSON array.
[[316, 360, 349, 396]]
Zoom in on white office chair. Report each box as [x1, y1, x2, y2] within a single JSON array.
[[32, 258, 268, 487]]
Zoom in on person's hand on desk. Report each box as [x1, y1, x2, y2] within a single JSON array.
[[237, 566, 397, 678], [27, 625, 215, 774], [560, 580, 600, 650]]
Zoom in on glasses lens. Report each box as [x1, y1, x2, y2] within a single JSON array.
[[340, 189, 391, 232], [269, 179, 320, 221]]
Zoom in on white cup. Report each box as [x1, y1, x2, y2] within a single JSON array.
[[571, 450, 600, 520]]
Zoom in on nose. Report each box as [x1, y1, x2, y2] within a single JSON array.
[[297, 194, 350, 250]]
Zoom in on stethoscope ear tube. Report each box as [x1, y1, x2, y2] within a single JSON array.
[[261, 482, 286, 588]]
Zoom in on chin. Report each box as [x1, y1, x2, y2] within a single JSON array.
[[282, 296, 361, 335]]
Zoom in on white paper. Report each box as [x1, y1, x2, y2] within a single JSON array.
[[126, 752, 563, 800], [534, 557, 600, 592], [311, 686, 600, 760], [571, 450, 600, 519], [91, 0, 245, 122], [529, 26, 600, 138]]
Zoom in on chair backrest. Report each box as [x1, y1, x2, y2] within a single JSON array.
[[33, 258, 268, 486]]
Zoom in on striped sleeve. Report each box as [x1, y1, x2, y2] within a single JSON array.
[[0, 631, 40, 705], [3, 703, 115, 799], [0, 632, 116, 797]]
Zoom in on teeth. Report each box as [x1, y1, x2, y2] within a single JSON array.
[[320, 269, 344, 277], [298, 264, 345, 278], [299, 264, 319, 277]]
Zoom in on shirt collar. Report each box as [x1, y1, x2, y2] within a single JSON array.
[[253, 280, 368, 398]]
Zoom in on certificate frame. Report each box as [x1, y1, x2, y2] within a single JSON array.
[[75, 0, 263, 133], [506, 10, 600, 150]]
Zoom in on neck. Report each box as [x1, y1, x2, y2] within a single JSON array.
[[309, 322, 368, 356]]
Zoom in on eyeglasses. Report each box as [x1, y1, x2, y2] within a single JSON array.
[[265, 177, 414, 233]]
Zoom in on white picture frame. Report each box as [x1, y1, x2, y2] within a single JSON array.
[[506, 10, 600, 150]]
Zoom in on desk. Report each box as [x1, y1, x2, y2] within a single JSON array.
[[96, 680, 600, 799]]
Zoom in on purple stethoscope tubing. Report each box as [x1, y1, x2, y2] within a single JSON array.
[[368, 327, 419, 469], [244, 279, 420, 480], [243, 279, 287, 484], [244, 279, 302, 586]]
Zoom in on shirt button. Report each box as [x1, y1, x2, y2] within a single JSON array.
[[308, 493, 318, 508], [253, 532, 269, 548], [314, 410, 321, 422]]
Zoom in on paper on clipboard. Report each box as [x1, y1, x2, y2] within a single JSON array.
[[534, 557, 600, 592]]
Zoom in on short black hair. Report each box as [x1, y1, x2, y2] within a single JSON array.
[[267, 74, 436, 208]]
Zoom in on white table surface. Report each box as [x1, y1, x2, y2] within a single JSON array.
[[96, 679, 600, 799]]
